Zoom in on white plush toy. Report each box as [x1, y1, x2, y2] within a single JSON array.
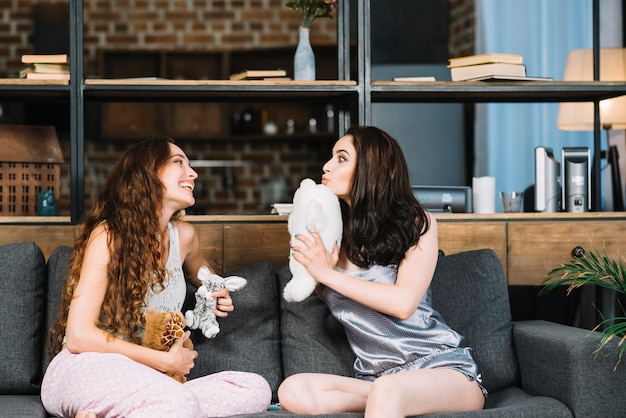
[[185, 266, 247, 338], [284, 178, 343, 302]]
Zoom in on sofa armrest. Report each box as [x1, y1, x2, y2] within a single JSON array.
[[513, 320, 626, 417]]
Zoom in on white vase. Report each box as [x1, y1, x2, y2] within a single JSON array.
[[294, 27, 315, 81]]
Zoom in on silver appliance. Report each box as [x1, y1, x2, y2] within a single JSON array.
[[562, 147, 590, 212], [534, 146, 560, 212]]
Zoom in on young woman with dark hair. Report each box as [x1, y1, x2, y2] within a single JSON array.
[[278, 126, 486, 417]]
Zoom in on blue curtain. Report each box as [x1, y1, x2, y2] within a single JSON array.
[[475, 0, 593, 210]]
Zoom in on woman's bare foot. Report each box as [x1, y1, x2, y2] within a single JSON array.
[[76, 411, 96, 418]]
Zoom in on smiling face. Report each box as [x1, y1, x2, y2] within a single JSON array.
[[322, 134, 356, 204], [158, 143, 198, 213]]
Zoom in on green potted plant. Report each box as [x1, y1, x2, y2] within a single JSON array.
[[541, 245, 626, 370]]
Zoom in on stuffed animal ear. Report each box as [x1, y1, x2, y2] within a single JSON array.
[[224, 276, 248, 292], [197, 265, 212, 282], [300, 178, 315, 188]]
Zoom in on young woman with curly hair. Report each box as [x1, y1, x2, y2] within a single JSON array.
[[42, 138, 271, 418], [278, 126, 486, 417]]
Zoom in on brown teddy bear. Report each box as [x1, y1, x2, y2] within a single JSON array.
[[142, 308, 194, 383]]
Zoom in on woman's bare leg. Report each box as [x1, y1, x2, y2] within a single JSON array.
[[75, 411, 96, 418], [278, 373, 371, 414], [365, 368, 485, 418]]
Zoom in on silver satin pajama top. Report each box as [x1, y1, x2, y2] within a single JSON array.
[[322, 263, 487, 396]]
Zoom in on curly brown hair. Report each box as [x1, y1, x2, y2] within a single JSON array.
[[47, 137, 184, 356], [341, 126, 430, 268]]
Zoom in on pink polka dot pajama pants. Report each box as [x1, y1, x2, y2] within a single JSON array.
[[41, 349, 272, 418]]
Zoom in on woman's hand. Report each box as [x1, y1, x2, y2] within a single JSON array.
[[291, 231, 339, 284], [211, 288, 234, 318], [165, 330, 197, 376]]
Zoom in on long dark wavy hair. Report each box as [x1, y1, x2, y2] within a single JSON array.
[[47, 137, 183, 356], [341, 126, 430, 268]]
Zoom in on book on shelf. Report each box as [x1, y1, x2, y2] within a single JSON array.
[[450, 62, 526, 81], [447, 53, 523, 68], [229, 69, 288, 80], [30, 63, 69, 73], [392, 76, 436, 82], [466, 74, 554, 82], [21, 53, 69, 64], [19, 63, 69, 78], [20, 71, 70, 80]]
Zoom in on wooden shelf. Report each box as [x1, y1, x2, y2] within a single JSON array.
[[371, 81, 626, 103], [0, 78, 69, 86], [0, 78, 70, 100], [4, 212, 626, 285], [83, 79, 358, 101]]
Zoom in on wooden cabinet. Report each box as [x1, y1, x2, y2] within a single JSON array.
[[222, 223, 290, 273], [507, 217, 626, 285], [0, 216, 291, 275], [437, 213, 626, 286], [438, 221, 507, 271], [188, 223, 224, 272], [4, 213, 626, 286]]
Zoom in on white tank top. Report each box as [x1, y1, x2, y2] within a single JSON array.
[[144, 221, 187, 312], [62, 222, 187, 345]]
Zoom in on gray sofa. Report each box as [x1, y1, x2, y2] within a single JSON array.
[[1, 241, 625, 417]]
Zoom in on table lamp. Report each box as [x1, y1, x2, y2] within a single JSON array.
[[557, 48, 626, 211], [558, 48, 626, 131]]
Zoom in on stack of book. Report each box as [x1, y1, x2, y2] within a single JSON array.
[[447, 53, 551, 82], [19, 54, 70, 80]]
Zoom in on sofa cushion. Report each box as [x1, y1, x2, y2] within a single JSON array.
[[44, 246, 72, 372], [186, 261, 282, 401], [0, 242, 46, 394], [430, 248, 519, 394], [0, 395, 49, 418], [278, 266, 355, 379]]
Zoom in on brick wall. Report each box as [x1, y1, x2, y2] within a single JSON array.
[[74, 136, 336, 215], [0, 0, 337, 78], [448, 0, 476, 58]]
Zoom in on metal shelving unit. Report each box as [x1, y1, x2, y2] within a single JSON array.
[[0, 0, 618, 221], [362, 0, 611, 211]]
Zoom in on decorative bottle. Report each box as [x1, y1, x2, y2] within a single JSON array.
[[294, 27, 315, 81]]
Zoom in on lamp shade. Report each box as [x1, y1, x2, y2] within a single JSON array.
[[557, 48, 626, 130]]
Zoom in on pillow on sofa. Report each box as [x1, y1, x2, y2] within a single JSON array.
[[430, 248, 520, 394], [44, 246, 72, 372], [278, 266, 355, 379], [0, 242, 46, 394], [186, 261, 282, 401]]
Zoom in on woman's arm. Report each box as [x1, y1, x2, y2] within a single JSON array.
[[64, 224, 197, 376], [292, 214, 439, 320], [177, 220, 234, 317], [178, 220, 206, 288]]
